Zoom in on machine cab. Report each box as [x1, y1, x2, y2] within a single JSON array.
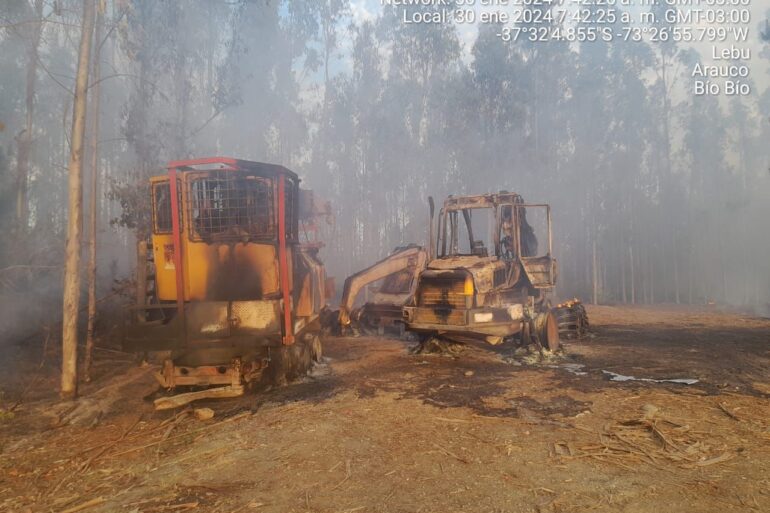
[[434, 193, 556, 290]]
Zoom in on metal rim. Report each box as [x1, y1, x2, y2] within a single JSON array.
[[543, 312, 560, 351]]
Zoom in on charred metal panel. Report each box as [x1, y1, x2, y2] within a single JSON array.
[[231, 300, 280, 332], [186, 301, 230, 338], [521, 255, 557, 289], [195, 242, 281, 301], [442, 192, 524, 211], [295, 247, 327, 319], [413, 307, 467, 326]]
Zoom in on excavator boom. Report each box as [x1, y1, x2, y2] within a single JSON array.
[[339, 245, 427, 328]]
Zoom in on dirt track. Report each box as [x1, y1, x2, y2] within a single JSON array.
[[1, 305, 769, 513]]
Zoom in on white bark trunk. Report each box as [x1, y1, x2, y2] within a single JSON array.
[[61, 0, 96, 400], [15, 0, 44, 231], [591, 238, 598, 305], [84, 6, 103, 383]]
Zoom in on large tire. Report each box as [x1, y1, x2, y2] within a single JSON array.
[[534, 311, 560, 352], [553, 302, 589, 339], [266, 333, 322, 386], [305, 333, 323, 362], [267, 345, 289, 386]]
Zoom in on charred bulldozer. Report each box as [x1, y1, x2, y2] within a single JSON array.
[[123, 158, 331, 408], [403, 193, 560, 352]]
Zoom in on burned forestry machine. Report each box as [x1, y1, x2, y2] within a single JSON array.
[[403, 193, 561, 352], [337, 244, 428, 337], [123, 158, 331, 409]]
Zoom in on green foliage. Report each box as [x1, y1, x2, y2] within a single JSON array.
[[107, 176, 151, 235]]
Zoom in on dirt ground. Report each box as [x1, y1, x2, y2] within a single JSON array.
[[1, 304, 769, 513]]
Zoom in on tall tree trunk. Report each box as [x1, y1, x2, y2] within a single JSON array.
[[621, 236, 627, 303], [649, 247, 655, 304], [672, 229, 680, 304], [585, 227, 592, 301], [591, 237, 598, 305], [84, 6, 103, 383], [629, 245, 636, 305], [642, 249, 648, 305], [687, 241, 693, 304], [15, 0, 45, 231], [61, 0, 96, 401]]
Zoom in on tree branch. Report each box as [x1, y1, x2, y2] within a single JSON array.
[[88, 73, 160, 91]]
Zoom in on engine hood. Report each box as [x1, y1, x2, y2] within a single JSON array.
[[425, 256, 506, 293]]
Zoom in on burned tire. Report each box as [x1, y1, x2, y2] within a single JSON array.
[[553, 302, 589, 339], [267, 345, 289, 386], [305, 333, 323, 363], [410, 334, 465, 356], [534, 311, 560, 352], [266, 333, 322, 386]]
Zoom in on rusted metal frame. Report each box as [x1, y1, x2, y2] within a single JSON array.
[[277, 173, 294, 345], [493, 204, 501, 257], [444, 192, 522, 211], [547, 206, 552, 256], [167, 156, 239, 169], [517, 203, 552, 256], [439, 208, 447, 257], [461, 208, 475, 251], [185, 170, 274, 243], [547, 205, 553, 280], [150, 182, 167, 234], [445, 203, 503, 256], [513, 204, 522, 261], [428, 197, 435, 261], [168, 168, 187, 343], [518, 203, 554, 285]]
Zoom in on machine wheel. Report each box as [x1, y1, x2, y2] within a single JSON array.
[[552, 300, 589, 339], [266, 333, 323, 386], [518, 319, 532, 346], [534, 311, 560, 352], [409, 334, 465, 356], [305, 333, 323, 362]]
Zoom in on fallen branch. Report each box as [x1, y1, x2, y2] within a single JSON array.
[[156, 411, 190, 460], [60, 497, 105, 513], [79, 414, 143, 472], [144, 502, 199, 512], [694, 453, 735, 467], [610, 431, 660, 466], [330, 459, 352, 491], [433, 416, 471, 424], [109, 411, 250, 457], [717, 403, 740, 421], [432, 442, 470, 464], [76, 410, 187, 456], [649, 422, 682, 453]]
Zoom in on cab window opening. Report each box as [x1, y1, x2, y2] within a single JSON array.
[[188, 172, 275, 241]]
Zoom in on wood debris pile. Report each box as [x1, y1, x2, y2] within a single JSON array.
[[555, 404, 736, 470]]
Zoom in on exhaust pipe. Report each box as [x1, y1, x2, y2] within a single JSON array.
[[428, 196, 435, 260]]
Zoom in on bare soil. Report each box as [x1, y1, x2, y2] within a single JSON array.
[[1, 304, 769, 513]]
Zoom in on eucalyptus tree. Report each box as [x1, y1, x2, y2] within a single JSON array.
[[373, 4, 461, 250], [61, 0, 95, 400]]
